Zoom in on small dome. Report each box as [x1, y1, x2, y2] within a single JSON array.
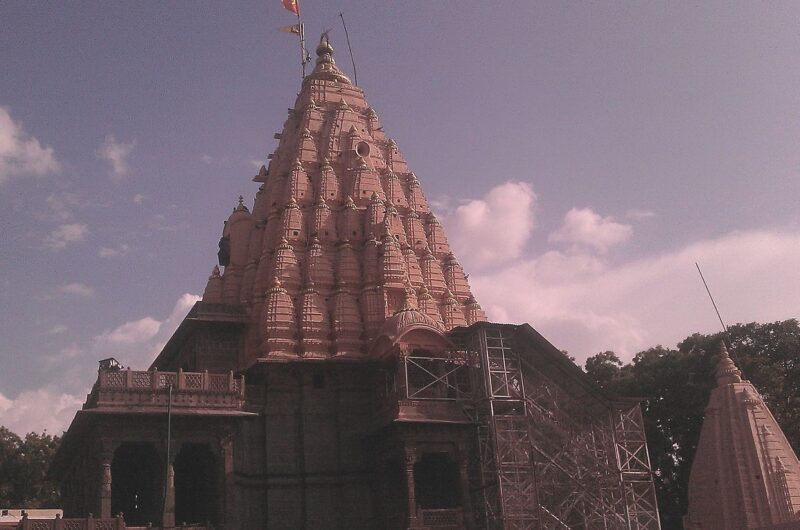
[[378, 306, 443, 345]]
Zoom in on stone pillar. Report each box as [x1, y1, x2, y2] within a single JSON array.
[[100, 459, 112, 518], [162, 462, 175, 528], [405, 446, 419, 528], [99, 443, 115, 519], [162, 447, 177, 529], [220, 434, 237, 530]]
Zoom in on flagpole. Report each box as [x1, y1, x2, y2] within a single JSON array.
[[297, 10, 306, 79]]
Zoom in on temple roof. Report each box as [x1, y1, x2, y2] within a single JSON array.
[[201, 37, 486, 363], [685, 342, 800, 529]]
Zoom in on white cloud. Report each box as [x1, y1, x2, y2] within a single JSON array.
[[47, 324, 69, 334], [471, 228, 800, 363], [132, 193, 145, 204], [44, 223, 88, 249], [0, 106, 61, 184], [549, 207, 633, 252], [201, 154, 214, 164], [98, 244, 130, 258], [165, 293, 201, 328], [97, 317, 162, 345], [97, 134, 135, 178], [0, 388, 84, 435], [443, 181, 537, 270], [58, 282, 95, 298], [4, 293, 203, 435], [91, 293, 200, 366]]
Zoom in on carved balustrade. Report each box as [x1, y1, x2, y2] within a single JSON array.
[[16, 513, 124, 530], [84, 368, 245, 411]]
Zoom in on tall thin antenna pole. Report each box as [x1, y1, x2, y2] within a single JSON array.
[[339, 12, 358, 86], [696, 262, 728, 334]]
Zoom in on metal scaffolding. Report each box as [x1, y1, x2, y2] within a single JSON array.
[[448, 324, 662, 530]]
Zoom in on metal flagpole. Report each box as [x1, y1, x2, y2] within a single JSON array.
[[297, 9, 306, 79]]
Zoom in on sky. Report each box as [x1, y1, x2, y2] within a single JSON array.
[[1, 1, 799, 436]]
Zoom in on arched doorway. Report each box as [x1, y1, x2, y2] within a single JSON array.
[[174, 443, 218, 526], [111, 443, 163, 526]]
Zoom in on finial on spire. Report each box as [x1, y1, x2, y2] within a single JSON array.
[[269, 276, 284, 291], [317, 32, 333, 55], [396, 282, 418, 313], [233, 195, 249, 213], [304, 33, 352, 84], [715, 341, 742, 385]]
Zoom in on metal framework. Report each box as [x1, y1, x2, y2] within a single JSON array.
[[416, 325, 663, 530]]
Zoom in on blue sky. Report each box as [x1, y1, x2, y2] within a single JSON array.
[[1, 1, 799, 435]]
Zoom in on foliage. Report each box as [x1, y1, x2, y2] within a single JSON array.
[[584, 319, 800, 530], [0, 427, 61, 508]]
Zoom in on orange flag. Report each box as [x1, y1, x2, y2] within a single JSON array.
[[282, 0, 299, 16], [278, 23, 302, 35]]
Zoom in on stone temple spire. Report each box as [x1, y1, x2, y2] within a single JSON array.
[[685, 342, 800, 529], [202, 37, 486, 361]]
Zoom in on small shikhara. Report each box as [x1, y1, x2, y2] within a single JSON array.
[[52, 37, 661, 529]]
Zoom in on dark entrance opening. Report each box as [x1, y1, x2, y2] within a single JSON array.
[[174, 443, 218, 526], [111, 443, 163, 526], [413, 452, 460, 509]]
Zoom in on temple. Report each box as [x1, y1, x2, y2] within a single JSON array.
[[685, 343, 800, 530], [52, 37, 661, 529]]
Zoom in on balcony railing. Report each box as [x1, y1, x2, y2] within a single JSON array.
[[84, 368, 245, 411], [419, 508, 463, 528], [16, 514, 124, 530]]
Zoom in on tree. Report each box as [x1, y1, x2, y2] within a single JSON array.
[[584, 319, 800, 530], [584, 350, 622, 391], [0, 427, 61, 508]]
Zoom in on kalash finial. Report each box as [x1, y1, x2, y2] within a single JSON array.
[[317, 32, 334, 58], [306, 32, 351, 85], [233, 195, 249, 213]]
